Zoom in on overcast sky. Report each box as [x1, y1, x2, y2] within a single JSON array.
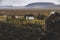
[[0, 0, 60, 6]]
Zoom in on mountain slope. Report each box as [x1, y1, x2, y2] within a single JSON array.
[[26, 2, 55, 7]]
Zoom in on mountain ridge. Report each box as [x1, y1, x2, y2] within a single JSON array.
[[25, 2, 55, 7]]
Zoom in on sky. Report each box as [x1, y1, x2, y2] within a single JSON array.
[[0, 0, 60, 6]]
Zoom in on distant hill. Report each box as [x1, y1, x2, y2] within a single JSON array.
[[0, 2, 60, 10], [26, 2, 55, 7]]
